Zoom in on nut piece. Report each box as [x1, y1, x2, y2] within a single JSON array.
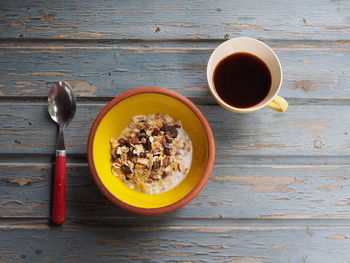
[[110, 138, 119, 148], [116, 147, 123, 155], [111, 167, 122, 177], [178, 162, 185, 173], [152, 142, 163, 152], [134, 144, 144, 155], [136, 158, 149, 166], [163, 157, 170, 167], [155, 119, 163, 127]]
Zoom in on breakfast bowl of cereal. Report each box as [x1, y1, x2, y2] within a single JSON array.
[[87, 87, 215, 215]]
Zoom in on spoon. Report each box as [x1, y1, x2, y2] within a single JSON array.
[[48, 81, 76, 225]]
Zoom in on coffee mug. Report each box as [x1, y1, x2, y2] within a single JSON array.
[[207, 37, 288, 113]]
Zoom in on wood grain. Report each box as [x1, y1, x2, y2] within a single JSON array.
[[1, 163, 350, 219], [0, 103, 348, 156], [0, 41, 349, 102], [1, 221, 350, 263], [0, 0, 349, 40], [1, 1, 350, 262]]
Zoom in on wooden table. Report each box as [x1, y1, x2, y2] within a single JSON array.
[[1, 1, 350, 262]]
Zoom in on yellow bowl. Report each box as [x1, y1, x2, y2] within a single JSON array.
[[87, 87, 215, 215]]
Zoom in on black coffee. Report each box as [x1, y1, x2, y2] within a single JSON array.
[[213, 52, 271, 108]]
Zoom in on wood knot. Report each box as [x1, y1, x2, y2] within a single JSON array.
[[313, 139, 324, 149], [41, 14, 55, 21], [155, 26, 161, 32], [224, 34, 229, 40], [294, 80, 314, 92]]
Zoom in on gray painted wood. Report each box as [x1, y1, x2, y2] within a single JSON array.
[[2, 221, 350, 263], [1, 163, 350, 219], [0, 103, 348, 156], [0, 0, 349, 40], [1, 1, 350, 262], [0, 41, 349, 102]]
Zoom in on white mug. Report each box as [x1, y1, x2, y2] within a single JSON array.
[[207, 37, 288, 113]]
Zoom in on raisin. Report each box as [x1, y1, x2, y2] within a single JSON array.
[[152, 128, 161, 136], [127, 151, 136, 160], [160, 122, 168, 132], [166, 137, 173, 143], [112, 152, 121, 159], [164, 148, 171, 156], [139, 152, 146, 158], [118, 138, 127, 146], [121, 165, 132, 175], [162, 172, 168, 178], [152, 161, 160, 170], [167, 126, 178, 138], [143, 138, 152, 151], [160, 124, 180, 138], [130, 137, 139, 144], [162, 141, 171, 156], [140, 129, 146, 134]]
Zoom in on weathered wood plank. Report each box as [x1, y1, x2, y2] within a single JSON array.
[[0, 41, 349, 101], [1, 163, 350, 218], [0, 0, 349, 40], [0, 1, 349, 261], [0, 103, 348, 156], [2, 222, 350, 263]]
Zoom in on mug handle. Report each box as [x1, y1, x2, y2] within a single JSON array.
[[266, 96, 288, 112]]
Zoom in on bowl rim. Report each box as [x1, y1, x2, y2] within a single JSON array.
[[87, 87, 215, 215]]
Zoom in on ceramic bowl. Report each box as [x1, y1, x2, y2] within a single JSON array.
[[87, 87, 215, 215]]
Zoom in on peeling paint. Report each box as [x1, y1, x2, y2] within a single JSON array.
[[210, 176, 304, 192], [327, 234, 347, 239], [7, 178, 39, 186], [316, 184, 343, 191], [230, 257, 267, 263], [67, 80, 98, 96], [227, 23, 266, 31], [8, 72, 74, 77], [264, 244, 288, 249]]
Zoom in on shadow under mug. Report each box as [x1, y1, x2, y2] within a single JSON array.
[[207, 37, 288, 113]]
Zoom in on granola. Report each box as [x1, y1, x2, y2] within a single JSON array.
[[110, 114, 192, 194]]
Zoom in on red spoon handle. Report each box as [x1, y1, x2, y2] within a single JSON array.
[[52, 153, 66, 225]]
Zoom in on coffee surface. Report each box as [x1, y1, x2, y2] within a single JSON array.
[[213, 52, 272, 108]]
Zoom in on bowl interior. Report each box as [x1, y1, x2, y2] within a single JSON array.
[[92, 92, 209, 209]]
